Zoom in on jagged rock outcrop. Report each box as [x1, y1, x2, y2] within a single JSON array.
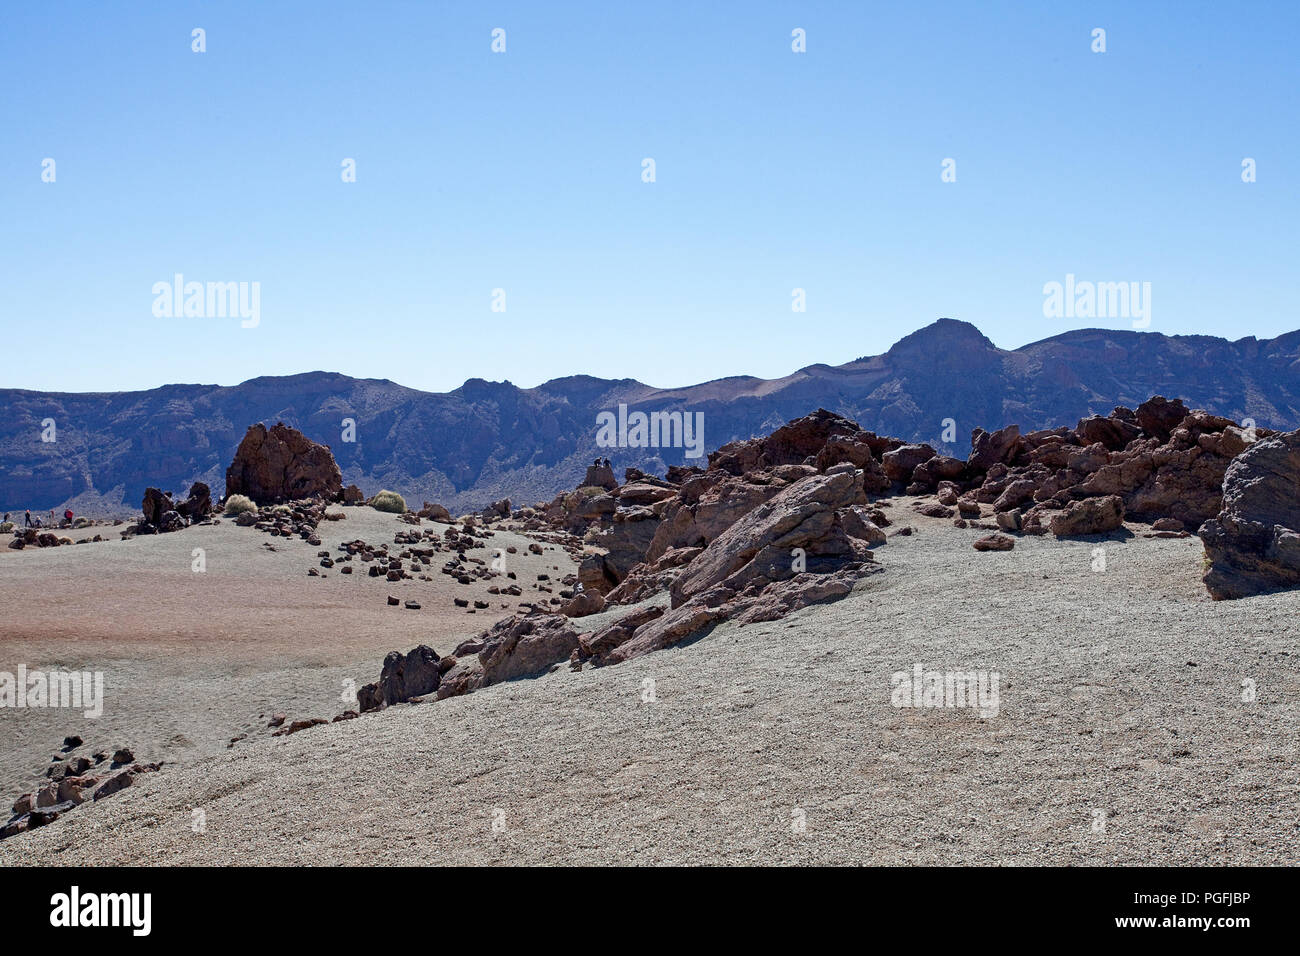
[[133, 486, 199, 534], [708, 409, 898, 478], [176, 481, 212, 521], [1199, 430, 1300, 599], [669, 465, 876, 607], [399, 465, 886, 695], [437, 614, 583, 699], [541, 410, 902, 599], [225, 422, 343, 504], [582, 460, 617, 490], [351, 395, 1282, 718], [357, 645, 441, 712], [367, 427, 896, 707], [1049, 495, 1125, 536], [910, 397, 1272, 535], [546, 395, 1247, 599], [141, 487, 170, 525]]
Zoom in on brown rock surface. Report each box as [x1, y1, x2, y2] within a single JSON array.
[[176, 481, 213, 521], [1135, 395, 1190, 441], [968, 424, 1022, 472], [418, 502, 452, 521], [582, 460, 617, 490], [669, 468, 869, 608], [225, 422, 343, 504], [1050, 495, 1125, 536], [708, 409, 872, 476], [437, 614, 583, 698], [357, 645, 441, 712], [1200, 430, 1300, 599], [881, 444, 937, 483], [560, 590, 606, 618]]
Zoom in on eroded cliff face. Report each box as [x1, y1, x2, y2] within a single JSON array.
[[3, 321, 1300, 513]]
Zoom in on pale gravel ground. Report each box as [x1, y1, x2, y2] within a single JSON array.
[[0, 507, 576, 798], [2, 501, 1298, 865]]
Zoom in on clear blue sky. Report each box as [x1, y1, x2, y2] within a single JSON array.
[[2, 1, 1296, 394]]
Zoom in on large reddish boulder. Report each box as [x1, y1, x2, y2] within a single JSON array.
[[1200, 430, 1300, 599], [587, 506, 662, 582], [973, 533, 1015, 551], [1049, 495, 1125, 536], [581, 460, 617, 490], [176, 481, 212, 521], [880, 443, 936, 482], [669, 466, 873, 608], [708, 409, 876, 475], [141, 487, 171, 525], [1076, 414, 1142, 451], [967, 424, 1022, 473], [1135, 396, 1189, 441], [437, 614, 583, 699], [357, 645, 441, 712], [225, 422, 343, 504]]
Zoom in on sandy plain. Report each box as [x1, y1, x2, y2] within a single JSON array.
[[2, 501, 1297, 865]]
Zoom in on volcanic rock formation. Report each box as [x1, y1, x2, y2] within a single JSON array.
[[339, 396, 1290, 718], [1199, 429, 1300, 599], [225, 422, 344, 504]]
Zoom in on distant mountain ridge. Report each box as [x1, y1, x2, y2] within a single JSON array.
[[4, 319, 1300, 514]]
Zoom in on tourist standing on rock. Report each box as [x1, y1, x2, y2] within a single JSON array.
[[63, 508, 74, 527], [24, 510, 32, 527]]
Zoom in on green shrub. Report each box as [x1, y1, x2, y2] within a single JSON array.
[[0, 522, 12, 533], [224, 494, 257, 515], [369, 490, 407, 514]]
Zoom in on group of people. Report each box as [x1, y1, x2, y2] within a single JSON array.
[[5, 509, 74, 529]]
